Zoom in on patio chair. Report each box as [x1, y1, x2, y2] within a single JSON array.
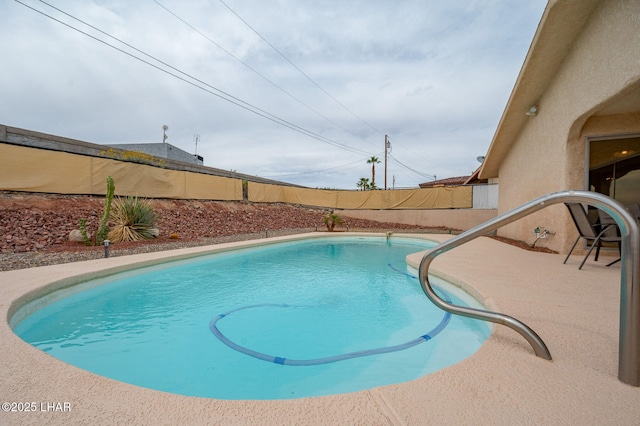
[[563, 203, 622, 270], [597, 209, 622, 266], [628, 203, 640, 222]]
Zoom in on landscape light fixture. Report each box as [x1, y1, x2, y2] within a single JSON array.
[[525, 105, 538, 116]]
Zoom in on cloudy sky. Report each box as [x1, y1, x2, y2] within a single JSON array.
[[1, 0, 546, 189]]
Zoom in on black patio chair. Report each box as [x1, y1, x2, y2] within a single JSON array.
[[563, 202, 622, 270], [628, 203, 640, 222], [597, 209, 622, 266]]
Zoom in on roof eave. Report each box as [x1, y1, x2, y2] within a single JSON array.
[[479, 0, 600, 180]]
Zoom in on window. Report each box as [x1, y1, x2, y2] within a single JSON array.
[[588, 136, 640, 207]]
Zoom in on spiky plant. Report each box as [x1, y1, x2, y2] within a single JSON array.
[[79, 218, 92, 246], [96, 176, 115, 245], [323, 212, 343, 232], [107, 196, 158, 243]]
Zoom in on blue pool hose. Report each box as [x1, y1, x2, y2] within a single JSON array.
[[209, 263, 453, 366]]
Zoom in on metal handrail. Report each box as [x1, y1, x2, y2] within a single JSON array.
[[418, 190, 640, 386]]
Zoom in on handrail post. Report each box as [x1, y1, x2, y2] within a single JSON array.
[[418, 190, 640, 386]]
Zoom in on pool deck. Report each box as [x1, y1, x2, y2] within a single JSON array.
[[1, 232, 638, 425]]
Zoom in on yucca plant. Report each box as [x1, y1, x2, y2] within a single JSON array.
[[108, 196, 158, 243], [323, 212, 343, 232]]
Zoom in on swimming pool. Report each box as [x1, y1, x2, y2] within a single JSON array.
[[12, 236, 490, 400]]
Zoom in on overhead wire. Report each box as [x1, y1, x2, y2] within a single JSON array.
[[217, 0, 384, 135], [264, 150, 386, 181], [387, 136, 435, 171], [18, 0, 373, 156], [384, 135, 436, 181], [20, 1, 439, 187], [388, 153, 436, 180], [217, 0, 477, 186], [262, 157, 368, 179], [152, 0, 370, 145]]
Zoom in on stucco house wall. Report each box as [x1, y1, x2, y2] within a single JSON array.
[[481, 0, 640, 253]]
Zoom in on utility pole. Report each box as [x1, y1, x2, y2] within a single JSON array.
[[384, 135, 390, 190]]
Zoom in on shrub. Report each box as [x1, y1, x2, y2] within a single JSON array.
[[78, 218, 92, 246], [323, 212, 343, 232], [77, 176, 114, 246], [108, 196, 159, 243]]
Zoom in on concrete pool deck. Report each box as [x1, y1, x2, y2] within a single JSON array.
[[1, 233, 638, 425]]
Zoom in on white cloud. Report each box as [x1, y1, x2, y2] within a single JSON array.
[[0, 0, 546, 189]]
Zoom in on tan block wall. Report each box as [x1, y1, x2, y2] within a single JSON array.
[[337, 209, 498, 232]]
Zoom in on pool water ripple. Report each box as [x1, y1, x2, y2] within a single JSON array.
[[13, 237, 490, 400]]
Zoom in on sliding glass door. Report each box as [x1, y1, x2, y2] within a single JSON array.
[[588, 136, 640, 207]]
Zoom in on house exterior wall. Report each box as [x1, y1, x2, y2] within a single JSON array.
[[497, 0, 640, 253], [579, 114, 640, 142]]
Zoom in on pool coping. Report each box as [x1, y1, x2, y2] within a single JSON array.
[[1, 232, 638, 424]]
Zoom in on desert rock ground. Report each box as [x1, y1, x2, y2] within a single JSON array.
[[0, 191, 448, 271]]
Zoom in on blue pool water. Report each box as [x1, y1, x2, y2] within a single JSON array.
[[13, 236, 490, 400]]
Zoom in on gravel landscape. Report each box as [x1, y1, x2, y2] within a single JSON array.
[[0, 191, 451, 271]]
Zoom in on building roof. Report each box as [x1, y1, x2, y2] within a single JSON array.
[[419, 175, 469, 188], [479, 0, 601, 179], [463, 167, 488, 185]]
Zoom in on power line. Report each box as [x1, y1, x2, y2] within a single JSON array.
[[388, 153, 436, 180], [385, 136, 437, 180], [152, 0, 370, 144], [25, 2, 430, 186], [18, 0, 372, 156], [387, 136, 435, 170], [217, 0, 383, 135], [263, 157, 367, 179]]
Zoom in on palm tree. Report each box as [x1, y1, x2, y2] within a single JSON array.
[[367, 156, 381, 187], [357, 177, 370, 191]]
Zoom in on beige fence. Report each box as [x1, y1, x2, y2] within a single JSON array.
[[247, 182, 472, 209], [0, 143, 242, 200], [1, 142, 472, 210]]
